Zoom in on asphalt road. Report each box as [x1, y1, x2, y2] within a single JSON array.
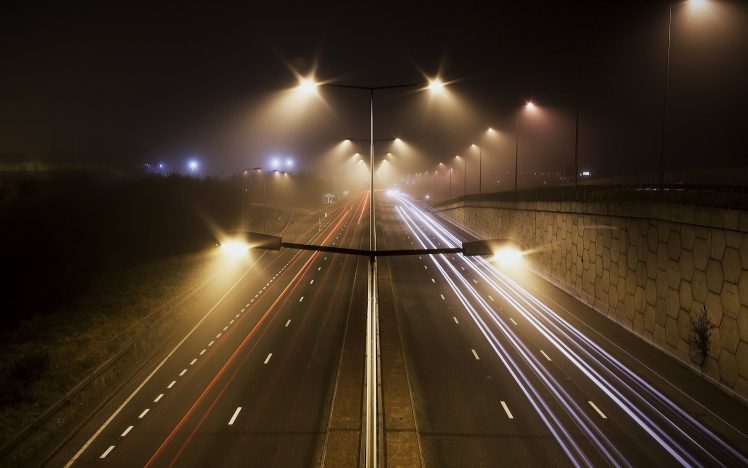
[[49, 190, 748, 467], [50, 192, 369, 467], [377, 192, 748, 467]]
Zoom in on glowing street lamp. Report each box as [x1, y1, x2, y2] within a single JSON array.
[[427, 78, 445, 94], [659, 0, 710, 187], [297, 77, 319, 96], [188, 159, 199, 172], [514, 101, 537, 193]]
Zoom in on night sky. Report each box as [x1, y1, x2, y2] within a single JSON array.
[[2, 0, 747, 182]]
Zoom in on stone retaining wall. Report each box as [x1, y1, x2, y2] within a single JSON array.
[[437, 199, 748, 400]]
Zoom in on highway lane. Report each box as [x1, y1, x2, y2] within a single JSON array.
[[53, 192, 369, 467], [379, 192, 748, 467]]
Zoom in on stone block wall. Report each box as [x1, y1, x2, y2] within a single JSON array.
[[438, 199, 748, 400]]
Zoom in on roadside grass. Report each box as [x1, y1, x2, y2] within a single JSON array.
[[0, 250, 222, 466]]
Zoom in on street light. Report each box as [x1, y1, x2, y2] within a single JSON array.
[[473, 127, 496, 195], [296, 75, 444, 468], [659, 0, 709, 188], [515, 101, 537, 193], [456, 155, 466, 197]]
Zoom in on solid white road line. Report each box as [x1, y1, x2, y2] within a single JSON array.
[[453, 316, 459, 324], [228, 407, 242, 426], [500, 401, 514, 419], [509, 318, 518, 326], [167, 380, 176, 389], [264, 353, 272, 364], [154, 393, 164, 403], [100, 446, 115, 459], [121, 426, 133, 437], [589, 401, 608, 419], [471, 349, 480, 360], [190, 358, 197, 366], [138, 408, 149, 419], [285, 319, 291, 327], [63, 255, 267, 468]]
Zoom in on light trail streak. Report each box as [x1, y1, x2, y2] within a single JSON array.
[[393, 193, 747, 466]]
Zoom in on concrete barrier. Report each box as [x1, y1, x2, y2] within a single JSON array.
[[437, 198, 748, 400]]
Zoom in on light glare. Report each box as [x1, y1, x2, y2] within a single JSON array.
[[493, 248, 524, 268]]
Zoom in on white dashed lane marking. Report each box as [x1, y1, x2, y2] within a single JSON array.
[[264, 353, 273, 364], [121, 426, 133, 437], [228, 407, 242, 426], [500, 401, 514, 419], [100, 446, 115, 459], [589, 401, 607, 419], [471, 349, 480, 360]]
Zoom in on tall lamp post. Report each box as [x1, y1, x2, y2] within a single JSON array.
[[515, 101, 537, 193], [298, 76, 444, 468], [659, 0, 707, 187]]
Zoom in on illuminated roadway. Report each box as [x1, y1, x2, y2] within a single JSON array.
[[49, 191, 748, 467]]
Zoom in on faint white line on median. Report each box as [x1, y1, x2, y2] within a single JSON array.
[[228, 407, 242, 426], [500, 401, 514, 419], [589, 401, 607, 419], [121, 426, 133, 437], [138, 408, 149, 419], [264, 353, 272, 364], [100, 446, 114, 459], [540, 350, 552, 362], [471, 349, 480, 360]]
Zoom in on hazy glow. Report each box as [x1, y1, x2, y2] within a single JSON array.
[[493, 247, 524, 268], [188, 160, 199, 171], [427, 78, 445, 93], [220, 240, 250, 258], [297, 77, 319, 96], [525, 101, 537, 111], [285, 158, 294, 168]]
